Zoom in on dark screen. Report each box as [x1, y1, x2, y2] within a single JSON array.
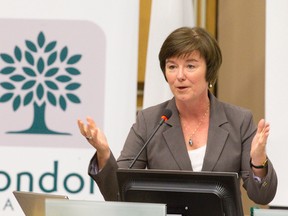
[[117, 169, 243, 216]]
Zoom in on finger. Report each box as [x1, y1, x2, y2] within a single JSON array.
[[258, 120, 270, 140], [86, 122, 96, 137], [87, 116, 97, 128], [260, 122, 270, 135], [85, 126, 93, 139], [86, 117, 100, 140], [262, 125, 270, 137], [257, 119, 266, 134], [77, 119, 88, 137], [259, 123, 270, 143]]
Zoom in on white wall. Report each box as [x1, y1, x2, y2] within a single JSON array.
[[266, 0, 288, 207]]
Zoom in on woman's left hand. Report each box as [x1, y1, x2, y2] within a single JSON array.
[[250, 119, 270, 166]]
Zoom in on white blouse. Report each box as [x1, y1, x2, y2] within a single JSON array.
[[188, 145, 207, 171]]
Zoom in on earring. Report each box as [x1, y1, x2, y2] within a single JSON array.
[[209, 83, 213, 88]]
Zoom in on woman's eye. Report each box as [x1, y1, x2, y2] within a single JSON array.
[[168, 65, 176, 70], [187, 64, 195, 69]]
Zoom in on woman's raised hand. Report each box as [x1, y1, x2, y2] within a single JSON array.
[[77, 116, 110, 169]]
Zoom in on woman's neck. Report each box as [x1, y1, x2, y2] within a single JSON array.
[[176, 95, 210, 119]]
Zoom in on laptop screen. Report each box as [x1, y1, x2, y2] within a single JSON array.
[[13, 191, 68, 216]]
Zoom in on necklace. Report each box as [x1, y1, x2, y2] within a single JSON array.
[[181, 102, 210, 147]]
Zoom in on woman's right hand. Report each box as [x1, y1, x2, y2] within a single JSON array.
[[77, 116, 110, 169]]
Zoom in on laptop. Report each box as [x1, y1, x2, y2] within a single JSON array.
[[13, 191, 69, 216]]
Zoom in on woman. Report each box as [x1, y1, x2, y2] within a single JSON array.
[[78, 27, 277, 204]]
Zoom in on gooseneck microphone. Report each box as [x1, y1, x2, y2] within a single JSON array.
[[128, 109, 172, 169]]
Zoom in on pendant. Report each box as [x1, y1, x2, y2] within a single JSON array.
[[188, 138, 193, 146]]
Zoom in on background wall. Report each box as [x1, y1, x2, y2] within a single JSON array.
[[265, 0, 288, 208], [217, 0, 265, 122]]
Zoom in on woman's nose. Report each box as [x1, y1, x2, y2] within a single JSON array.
[[176, 67, 186, 81]]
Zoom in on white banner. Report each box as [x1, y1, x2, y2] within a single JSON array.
[[0, 1, 139, 215], [265, 0, 288, 208], [143, 0, 194, 108]]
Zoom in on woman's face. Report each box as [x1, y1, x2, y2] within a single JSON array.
[[165, 50, 208, 103]]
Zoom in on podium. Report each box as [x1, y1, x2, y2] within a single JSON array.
[[45, 199, 166, 216]]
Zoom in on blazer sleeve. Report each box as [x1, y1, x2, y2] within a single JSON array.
[[243, 159, 277, 205], [88, 152, 119, 201], [240, 111, 278, 205]]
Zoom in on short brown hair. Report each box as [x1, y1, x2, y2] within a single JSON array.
[[158, 27, 222, 84]]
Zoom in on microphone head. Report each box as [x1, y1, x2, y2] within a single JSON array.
[[161, 109, 172, 121]]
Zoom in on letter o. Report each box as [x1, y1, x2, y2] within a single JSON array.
[[63, 173, 84, 193], [0, 171, 11, 191]]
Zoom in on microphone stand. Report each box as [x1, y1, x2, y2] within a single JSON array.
[[128, 118, 165, 169]]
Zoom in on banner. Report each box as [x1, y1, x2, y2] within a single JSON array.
[[143, 0, 195, 108], [0, 1, 139, 215]]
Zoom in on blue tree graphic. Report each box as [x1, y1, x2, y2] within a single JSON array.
[[0, 32, 82, 135]]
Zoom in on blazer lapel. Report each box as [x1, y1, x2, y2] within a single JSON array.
[[162, 99, 193, 170], [202, 93, 229, 171]]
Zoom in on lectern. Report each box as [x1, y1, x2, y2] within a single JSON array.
[[45, 199, 166, 216]]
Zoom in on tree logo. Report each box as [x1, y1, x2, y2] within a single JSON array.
[[0, 31, 82, 135]]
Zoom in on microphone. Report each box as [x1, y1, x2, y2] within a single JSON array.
[[128, 109, 172, 169]]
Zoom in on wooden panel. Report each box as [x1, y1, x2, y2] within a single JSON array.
[[138, 0, 152, 83], [137, 0, 152, 109], [217, 0, 265, 122], [206, 0, 217, 37]]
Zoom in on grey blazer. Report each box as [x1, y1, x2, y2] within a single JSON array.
[[89, 92, 277, 204]]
